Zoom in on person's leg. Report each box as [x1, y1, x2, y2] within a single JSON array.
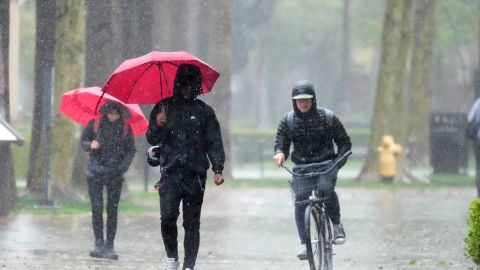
[[159, 173, 183, 261], [182, 174, 205, 269], [324, 191, 340, 225], [104, 176, 124, 259], [319, 175, 345, 244], [87, 176, 105, 257], [292, 175, 311, 244]]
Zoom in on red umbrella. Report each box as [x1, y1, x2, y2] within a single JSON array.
[[60, 86, 148, 136], [101, 51, 220, 104]]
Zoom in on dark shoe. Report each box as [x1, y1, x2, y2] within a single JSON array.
[[333, 223, 346, 245], [103, 247, 119, 260], [89, 245, 104, 258]]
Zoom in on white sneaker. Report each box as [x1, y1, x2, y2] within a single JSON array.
[[164, 257, 180, 270], [296, 244, 307, 260], [184, 268, 193, 270]]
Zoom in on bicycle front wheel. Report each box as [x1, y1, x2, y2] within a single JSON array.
[[304, 204, 326, 270], [320, 211, 333, 270]]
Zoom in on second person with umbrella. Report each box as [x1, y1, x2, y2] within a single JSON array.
[[80, 100, 136, 260]]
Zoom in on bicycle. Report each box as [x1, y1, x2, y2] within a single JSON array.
[[282, 150, 352, 270]]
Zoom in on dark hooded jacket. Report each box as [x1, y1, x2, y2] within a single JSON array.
[[274, 80, 351, 165], [81, 101, 136, 178], [146, 64, 225, 175]]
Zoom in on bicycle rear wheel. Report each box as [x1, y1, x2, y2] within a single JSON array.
[[305, 204, 326, 270]]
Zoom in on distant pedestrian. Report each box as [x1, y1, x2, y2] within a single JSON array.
[[81, 101, 136, 260], [467, 98, 480, 197]]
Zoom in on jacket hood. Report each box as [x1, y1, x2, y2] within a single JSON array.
[[291, 80, 317, 115], [99, 100, 130, 120], [173, 64, 202, 101]]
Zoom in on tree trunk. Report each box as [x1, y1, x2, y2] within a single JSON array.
[[71, 0, 113, 192], [357, 0, 413, 182], [27, 0, 57, 196], [204, 0, 232, 178], [51, 0, 85, 197], [117, 0, 154, 192], [169, 0, 188, 51], [0, 0, 17, 216], [333, 0, 350, 116], [406, 0, 435, 167]]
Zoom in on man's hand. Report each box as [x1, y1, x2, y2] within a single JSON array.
[[273, 152, 285, 167], [156, 107, 168, 127], [90, 140, 101, 150], [214, 173, 224, 186]]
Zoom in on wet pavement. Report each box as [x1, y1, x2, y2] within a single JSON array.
[[0, 187, 477, 269]]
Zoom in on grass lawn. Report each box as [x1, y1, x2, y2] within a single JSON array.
[[13, 171, 474, 215]]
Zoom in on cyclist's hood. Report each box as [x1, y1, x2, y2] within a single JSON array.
[[291, 80, 317, 116]]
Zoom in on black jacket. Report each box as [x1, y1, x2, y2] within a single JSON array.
[[146, 98, 225, 175], [81, 116, 136, 178], [274, 81, 351, 165]]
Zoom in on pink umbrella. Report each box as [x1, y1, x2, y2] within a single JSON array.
[[60, 86, 148, 136], [101, 51, 220, 104]]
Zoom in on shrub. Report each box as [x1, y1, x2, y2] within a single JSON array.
[[466, 199, 480, 265]]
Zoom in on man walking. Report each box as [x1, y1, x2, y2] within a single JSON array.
[[147, 64, 225, 270]]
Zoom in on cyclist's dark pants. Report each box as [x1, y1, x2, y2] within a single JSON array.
[[87, 175, 124, 248], [158, 170, 206, 269], [291, 165, 340, 245]]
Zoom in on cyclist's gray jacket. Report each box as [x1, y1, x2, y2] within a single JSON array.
[[274, 81, 352, 165]]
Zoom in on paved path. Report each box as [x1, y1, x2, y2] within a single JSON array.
[[0, 187, 477, 269]]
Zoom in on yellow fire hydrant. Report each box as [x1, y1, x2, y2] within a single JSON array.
[[377, 135, 402, 183]]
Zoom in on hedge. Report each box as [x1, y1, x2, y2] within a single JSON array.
[[467, 199, 480, 266]]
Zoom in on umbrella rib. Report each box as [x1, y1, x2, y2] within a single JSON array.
[[126, 62, 156, 103]]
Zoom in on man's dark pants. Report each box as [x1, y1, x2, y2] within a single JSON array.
[[291, 164, 340, 245], [87, 175, 124, 248], [159, 169, 206, 269]]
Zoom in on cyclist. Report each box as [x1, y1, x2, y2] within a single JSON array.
[[273, 80, 352, 260]]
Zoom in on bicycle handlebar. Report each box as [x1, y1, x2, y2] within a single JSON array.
[[281, 150, 352, 177]]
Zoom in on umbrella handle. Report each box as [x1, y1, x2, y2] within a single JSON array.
[[94, 91, 106, 115]]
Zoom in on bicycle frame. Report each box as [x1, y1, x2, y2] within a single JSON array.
[[282, 150, 351, 270], [302, 190, 333, 270]]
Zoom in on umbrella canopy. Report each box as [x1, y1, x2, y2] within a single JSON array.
[[101, 51, 220, 104], [60, 86, 148, 136]]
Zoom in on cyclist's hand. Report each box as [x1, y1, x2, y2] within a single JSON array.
[[214, 174, 224, 186], [273, 152, 285, 167]]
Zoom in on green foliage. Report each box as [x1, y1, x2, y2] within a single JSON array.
[[467, 199, 480, 265], [436, 0, 479, 46], [11, 123, 31, 180], [231, 128, 370, 164], [16, 194, 157, 215]]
